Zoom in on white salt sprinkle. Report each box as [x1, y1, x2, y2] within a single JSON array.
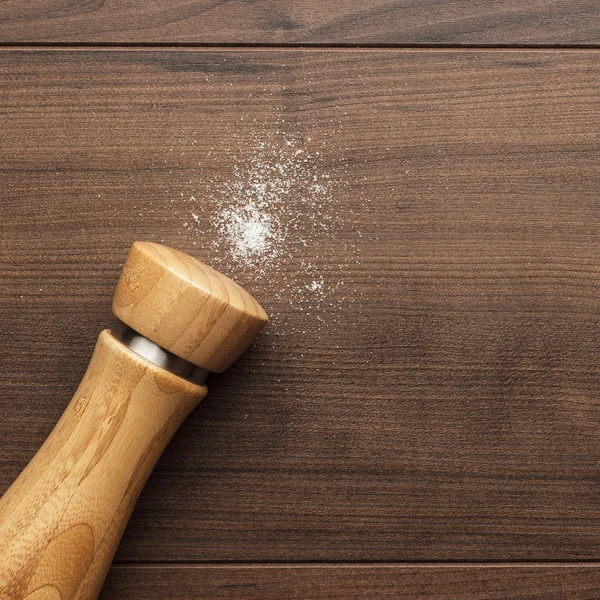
[[178, 117, 365, 335], [215, 202, 280, 261]]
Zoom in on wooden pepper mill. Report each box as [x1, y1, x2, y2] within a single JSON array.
[[0, 241, 268, 600]]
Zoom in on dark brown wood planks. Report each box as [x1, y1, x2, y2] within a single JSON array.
[[0, 1, 598, 45], [1, 50, 599, 565], [101, 564, 600, 599]]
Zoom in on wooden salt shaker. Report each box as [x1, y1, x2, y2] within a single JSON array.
[[0, 241, 268, 600]]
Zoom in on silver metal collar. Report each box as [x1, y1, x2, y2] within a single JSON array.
[[110, 319, 208, 384]]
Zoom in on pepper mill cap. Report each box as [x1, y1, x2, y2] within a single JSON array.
[[112, 241, 268, 373]]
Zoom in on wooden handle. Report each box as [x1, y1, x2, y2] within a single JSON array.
[[0, 330, 206, 599]]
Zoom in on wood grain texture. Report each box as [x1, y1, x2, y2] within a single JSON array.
[[0, 1, 599, 46], [1, 49, 599, 566], [0, 331, 206, 599], [114, 241, 268, 372], [100, 564, 600, 599]]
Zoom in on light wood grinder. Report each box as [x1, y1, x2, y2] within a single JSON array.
[[0, 241, 268, 599]]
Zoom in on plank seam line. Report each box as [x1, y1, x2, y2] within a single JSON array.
[[112, 561, 600, 567], [0, 43, 600, 51]]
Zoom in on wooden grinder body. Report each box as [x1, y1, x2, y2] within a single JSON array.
[[0, 332, 206, 599], [0, 242, 268, 600]]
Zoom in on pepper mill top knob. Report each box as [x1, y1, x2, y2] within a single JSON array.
[[112, 241, 268, 373]]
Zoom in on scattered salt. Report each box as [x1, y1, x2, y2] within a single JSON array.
[[177, 117, 365, 336], [215, 203, 279, 261]]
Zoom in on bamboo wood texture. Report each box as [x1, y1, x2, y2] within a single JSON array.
[[0, 331, 206, 599], [1, 48, 599, 592], [0, 0, 598, 45], [114, 242, 268, 372]]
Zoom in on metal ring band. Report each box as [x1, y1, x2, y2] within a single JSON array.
[[110, 319, 208, 384]]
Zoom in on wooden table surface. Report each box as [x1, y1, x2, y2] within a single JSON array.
[[1, 3, 599, 599]]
